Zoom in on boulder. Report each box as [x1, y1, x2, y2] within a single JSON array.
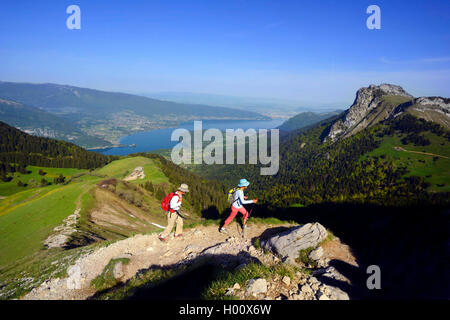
[[261, 223, 328, 262], [246, 278, 268, 296], [325, 286, 350, 300], [113, 261, 124, 279], [309, 246, 324, 261]]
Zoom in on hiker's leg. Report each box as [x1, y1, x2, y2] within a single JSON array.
[[160, 212, 176, 238], [223, 206, 238, 227], [175, 214, 183, 235], [239, 207, 249, 225]]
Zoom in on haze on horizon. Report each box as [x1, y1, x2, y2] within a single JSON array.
[[0, 0, 449, 108]]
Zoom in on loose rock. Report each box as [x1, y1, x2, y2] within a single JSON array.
[[246, 278, 268, 296]]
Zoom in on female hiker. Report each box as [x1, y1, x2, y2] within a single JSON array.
[[220, 179, 257, 234], [159, 183, 189, 241]]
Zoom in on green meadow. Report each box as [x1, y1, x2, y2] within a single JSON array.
[[0, 156, 173, 268], [0, 166, 87, 197], [362, 132, 450, 192]]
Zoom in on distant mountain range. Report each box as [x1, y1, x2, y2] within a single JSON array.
[[0, 81, 269, 148], [278, 110, 343, 131], [146, 91, 342, 118]]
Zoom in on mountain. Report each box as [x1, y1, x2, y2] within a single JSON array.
[[0, 98, 112, 149], [147, 91, 343, 118], [0, 82, 269, 146], [326, 83, 450, 141], [0, 84, 448, 300], [278, 110, 342, 131], [191, 83, 450, 202], [0, 121, 116, 170]]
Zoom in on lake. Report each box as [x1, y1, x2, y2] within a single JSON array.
[[94, 119, 285, 156]]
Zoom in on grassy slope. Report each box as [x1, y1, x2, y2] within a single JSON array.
[[361, 131, 450, 192], [0, 183, 86, 265], [0, 156, 171, 267], [0, 166, 87, 196], [0, 155, 184, 299], [96, 156, 168, 183]]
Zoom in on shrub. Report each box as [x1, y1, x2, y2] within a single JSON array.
[[295, 247, 318, 268]]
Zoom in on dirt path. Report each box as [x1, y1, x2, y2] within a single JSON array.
[[394, 146, 450, 159], [22, 223, 356, 300], [23, 224, 276, 300]]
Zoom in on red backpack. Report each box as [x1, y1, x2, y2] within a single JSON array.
[[160, 192, 180, 213]]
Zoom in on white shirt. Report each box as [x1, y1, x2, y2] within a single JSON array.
[[232, 189, 253, 209], [169, 192, 182, 211]]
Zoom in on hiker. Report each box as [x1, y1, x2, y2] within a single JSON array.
[[220, 179, 257, 234], [159, 183, 189, 242]]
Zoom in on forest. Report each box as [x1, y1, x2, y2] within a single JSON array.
[[190, 114, 450, 209], [0, 121, 118, 181]]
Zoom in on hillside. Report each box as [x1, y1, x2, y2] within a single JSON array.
[[181, 86, 450, 299], [0, 81, 269, 145], [0, 121, 115, 171], [0, 151, 235, 298], [0, 98, 112, 148], [278, 110, 342, 131]]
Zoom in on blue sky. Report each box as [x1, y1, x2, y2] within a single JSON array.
[[0, 0, 449, 107]]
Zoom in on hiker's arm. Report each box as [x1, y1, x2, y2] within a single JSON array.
[[238, 191, 254, 205]]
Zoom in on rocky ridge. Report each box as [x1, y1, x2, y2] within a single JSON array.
[[327, 84, 413, 141], [22, 223, 356, 300]]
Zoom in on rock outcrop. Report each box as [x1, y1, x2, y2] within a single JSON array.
[[327, 84, 413, 141], [44, 208, 80, 248], [393, 96, 450, 129], [327, 84, 450, 141], [123, 167, 145, 181], [261, 223, 328, 263]]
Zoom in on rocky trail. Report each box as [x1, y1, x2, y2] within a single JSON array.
[[23, 222, 357, 300]]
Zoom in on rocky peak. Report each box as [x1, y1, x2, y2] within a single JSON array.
[[327, 84, 413, 141]]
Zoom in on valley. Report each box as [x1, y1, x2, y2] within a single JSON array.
[[0, 83, 448, 301], [0, 81, 269, 149]]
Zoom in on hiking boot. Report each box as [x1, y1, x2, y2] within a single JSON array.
[[174, 233, 183, 238], [159, 236, 167, 242], [219, 227, 228, 234], [243, 224, 249, 229]]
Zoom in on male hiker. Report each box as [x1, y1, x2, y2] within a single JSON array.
[[159, 183, 189, 241], [220, 179, 257, 234]]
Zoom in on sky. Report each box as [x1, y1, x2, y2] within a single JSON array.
[[0, 0, 449, 107]]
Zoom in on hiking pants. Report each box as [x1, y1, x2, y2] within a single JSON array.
[[161, 211, 183, 238], [224, 206, 249, 226]]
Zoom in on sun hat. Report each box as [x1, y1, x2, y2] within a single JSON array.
[[238, 179, 250, 187], [178, 183, 189, 192]]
